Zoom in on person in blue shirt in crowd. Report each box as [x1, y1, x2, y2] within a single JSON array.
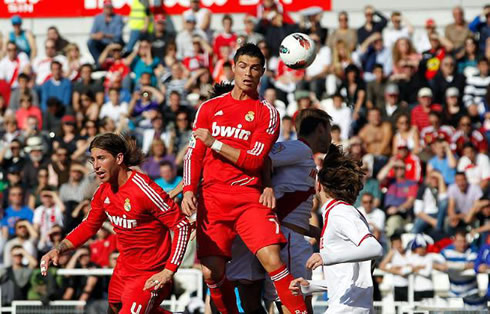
[[474, 243, 490, 301], [40, 61, 72, 111], [155, 161, 183, 202], [2, 186, 34, 238], [434, 229, 484, 308], [8, 15, 37, 59], [87, 0, 124, 65]]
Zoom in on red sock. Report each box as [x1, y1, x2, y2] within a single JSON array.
[[269, 265, 307, 313], [206, 276, 239, 314]]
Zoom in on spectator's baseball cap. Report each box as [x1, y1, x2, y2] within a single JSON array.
[[103, 0, 113, 7], [425, 18, 435, 28], [7, 165, 21, 175], [418, 87, 432, 98], [385, 83, 399, 95], [61, 115, 76, 124], [184, 14, 197, 23], [11, 15, 22, 25], [295, 90, 310, 101], [445, 87, 459, 98], [408, 234, 428, 250], [25, 136, 44, 153], [154, 14, 166, 23]]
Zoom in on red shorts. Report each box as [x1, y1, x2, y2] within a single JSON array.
[[197, 185, 286, 259], [108, 269, 171, 314]]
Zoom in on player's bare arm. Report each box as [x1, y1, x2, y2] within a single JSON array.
[[143, 268, 175, 291], [40, 239, 74, 276]]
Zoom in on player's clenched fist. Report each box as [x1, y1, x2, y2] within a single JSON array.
[[143, 269, 174, 291], [182, 191, 198, 216], [40, 249, 60, 276], [193, 128, 215, 147], [289, 277, 310, 296], [306, 253, 324, 270]]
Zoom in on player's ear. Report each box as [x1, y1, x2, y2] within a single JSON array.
[[116, 152, 124, 165], [315, 181, 322, 194]]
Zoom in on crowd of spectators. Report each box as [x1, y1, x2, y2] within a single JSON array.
[[0, 0, 489, 310]]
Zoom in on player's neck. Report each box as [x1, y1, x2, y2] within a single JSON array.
[[110, 168, 132, 192], [231, 86, 258, 101]]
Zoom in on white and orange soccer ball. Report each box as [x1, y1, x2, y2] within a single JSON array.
[[279, 33, 316, 69]]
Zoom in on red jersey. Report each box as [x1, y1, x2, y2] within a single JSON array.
[[420, 125, 455, 146], [66, 171, 191, 275], [90, 234, 117, 267], [213, 33, 237, 59], [451, 129, 488, 155], [387, 153, 422, 182], [183, 92, 279, 194]]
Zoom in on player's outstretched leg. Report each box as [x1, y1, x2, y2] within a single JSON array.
[[256, 245, 307, 313], [201, 256, 239, 314]]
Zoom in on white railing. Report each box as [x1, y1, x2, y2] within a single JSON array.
[[0, 268, 488, 313], [0, 268, 203, 313]]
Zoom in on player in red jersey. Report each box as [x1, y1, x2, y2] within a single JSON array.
[[182, 43, 307, 313], [40, 134, 192, 314]]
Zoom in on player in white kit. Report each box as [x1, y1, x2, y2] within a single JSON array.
[[226, 109, 332, 313], [290, 144, 383, 313]]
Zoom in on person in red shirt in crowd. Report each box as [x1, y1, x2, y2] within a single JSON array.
[[387, 141, 422, 182], [99, 43, 130, 90], [213, 15, 237, 60], [411, 87, 443, 131], [254, 0, 294, 25], [182, 35, 213, 72], [15, 93, 42, 131], [182, 44, 307, 313], [420, 110, 455, 148], [89, 222, 117, 268], [420, 31, 451, 81], [451, 115, 488, 155], [40, 133, 192, 314]]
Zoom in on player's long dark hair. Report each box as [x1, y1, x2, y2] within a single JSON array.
[[209, 82, 234, 99], [318, 144, 365, 204], [89, 133, 145, 167]]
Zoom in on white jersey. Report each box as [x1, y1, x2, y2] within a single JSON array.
[[32, 55, 68, 85], [0, 52, 30, 88], [270, 140, 316, 230], [319, 199, 374, 313]]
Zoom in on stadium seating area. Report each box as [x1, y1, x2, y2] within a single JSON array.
[[0, 0, 489, 312]]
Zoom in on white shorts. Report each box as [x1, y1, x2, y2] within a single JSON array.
[[226, 226, 313, 300]]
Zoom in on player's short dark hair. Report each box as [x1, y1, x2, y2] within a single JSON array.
[[89, 133, 145, 167], [317, 144, 365, 204], [233, 43, 265, 69], [295, 109, 332, 137]]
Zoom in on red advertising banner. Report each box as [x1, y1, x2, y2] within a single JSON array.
[[0, 0, 331, 18]]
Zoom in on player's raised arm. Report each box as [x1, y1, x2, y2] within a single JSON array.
[[40, 188, 106, 276], [194, 102, 279, 172]]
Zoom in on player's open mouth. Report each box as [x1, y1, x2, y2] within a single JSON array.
[[243, 79, 253, 85], [96, 171, 106, 179]]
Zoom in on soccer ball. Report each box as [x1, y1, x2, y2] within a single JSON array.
[[279, 33, 316, 69]]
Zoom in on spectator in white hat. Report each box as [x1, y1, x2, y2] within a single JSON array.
[[411, 87, 443, 131]]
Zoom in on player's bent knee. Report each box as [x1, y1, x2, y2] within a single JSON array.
[[256, 245, 283, 272], [201, 256, 227, 281]]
